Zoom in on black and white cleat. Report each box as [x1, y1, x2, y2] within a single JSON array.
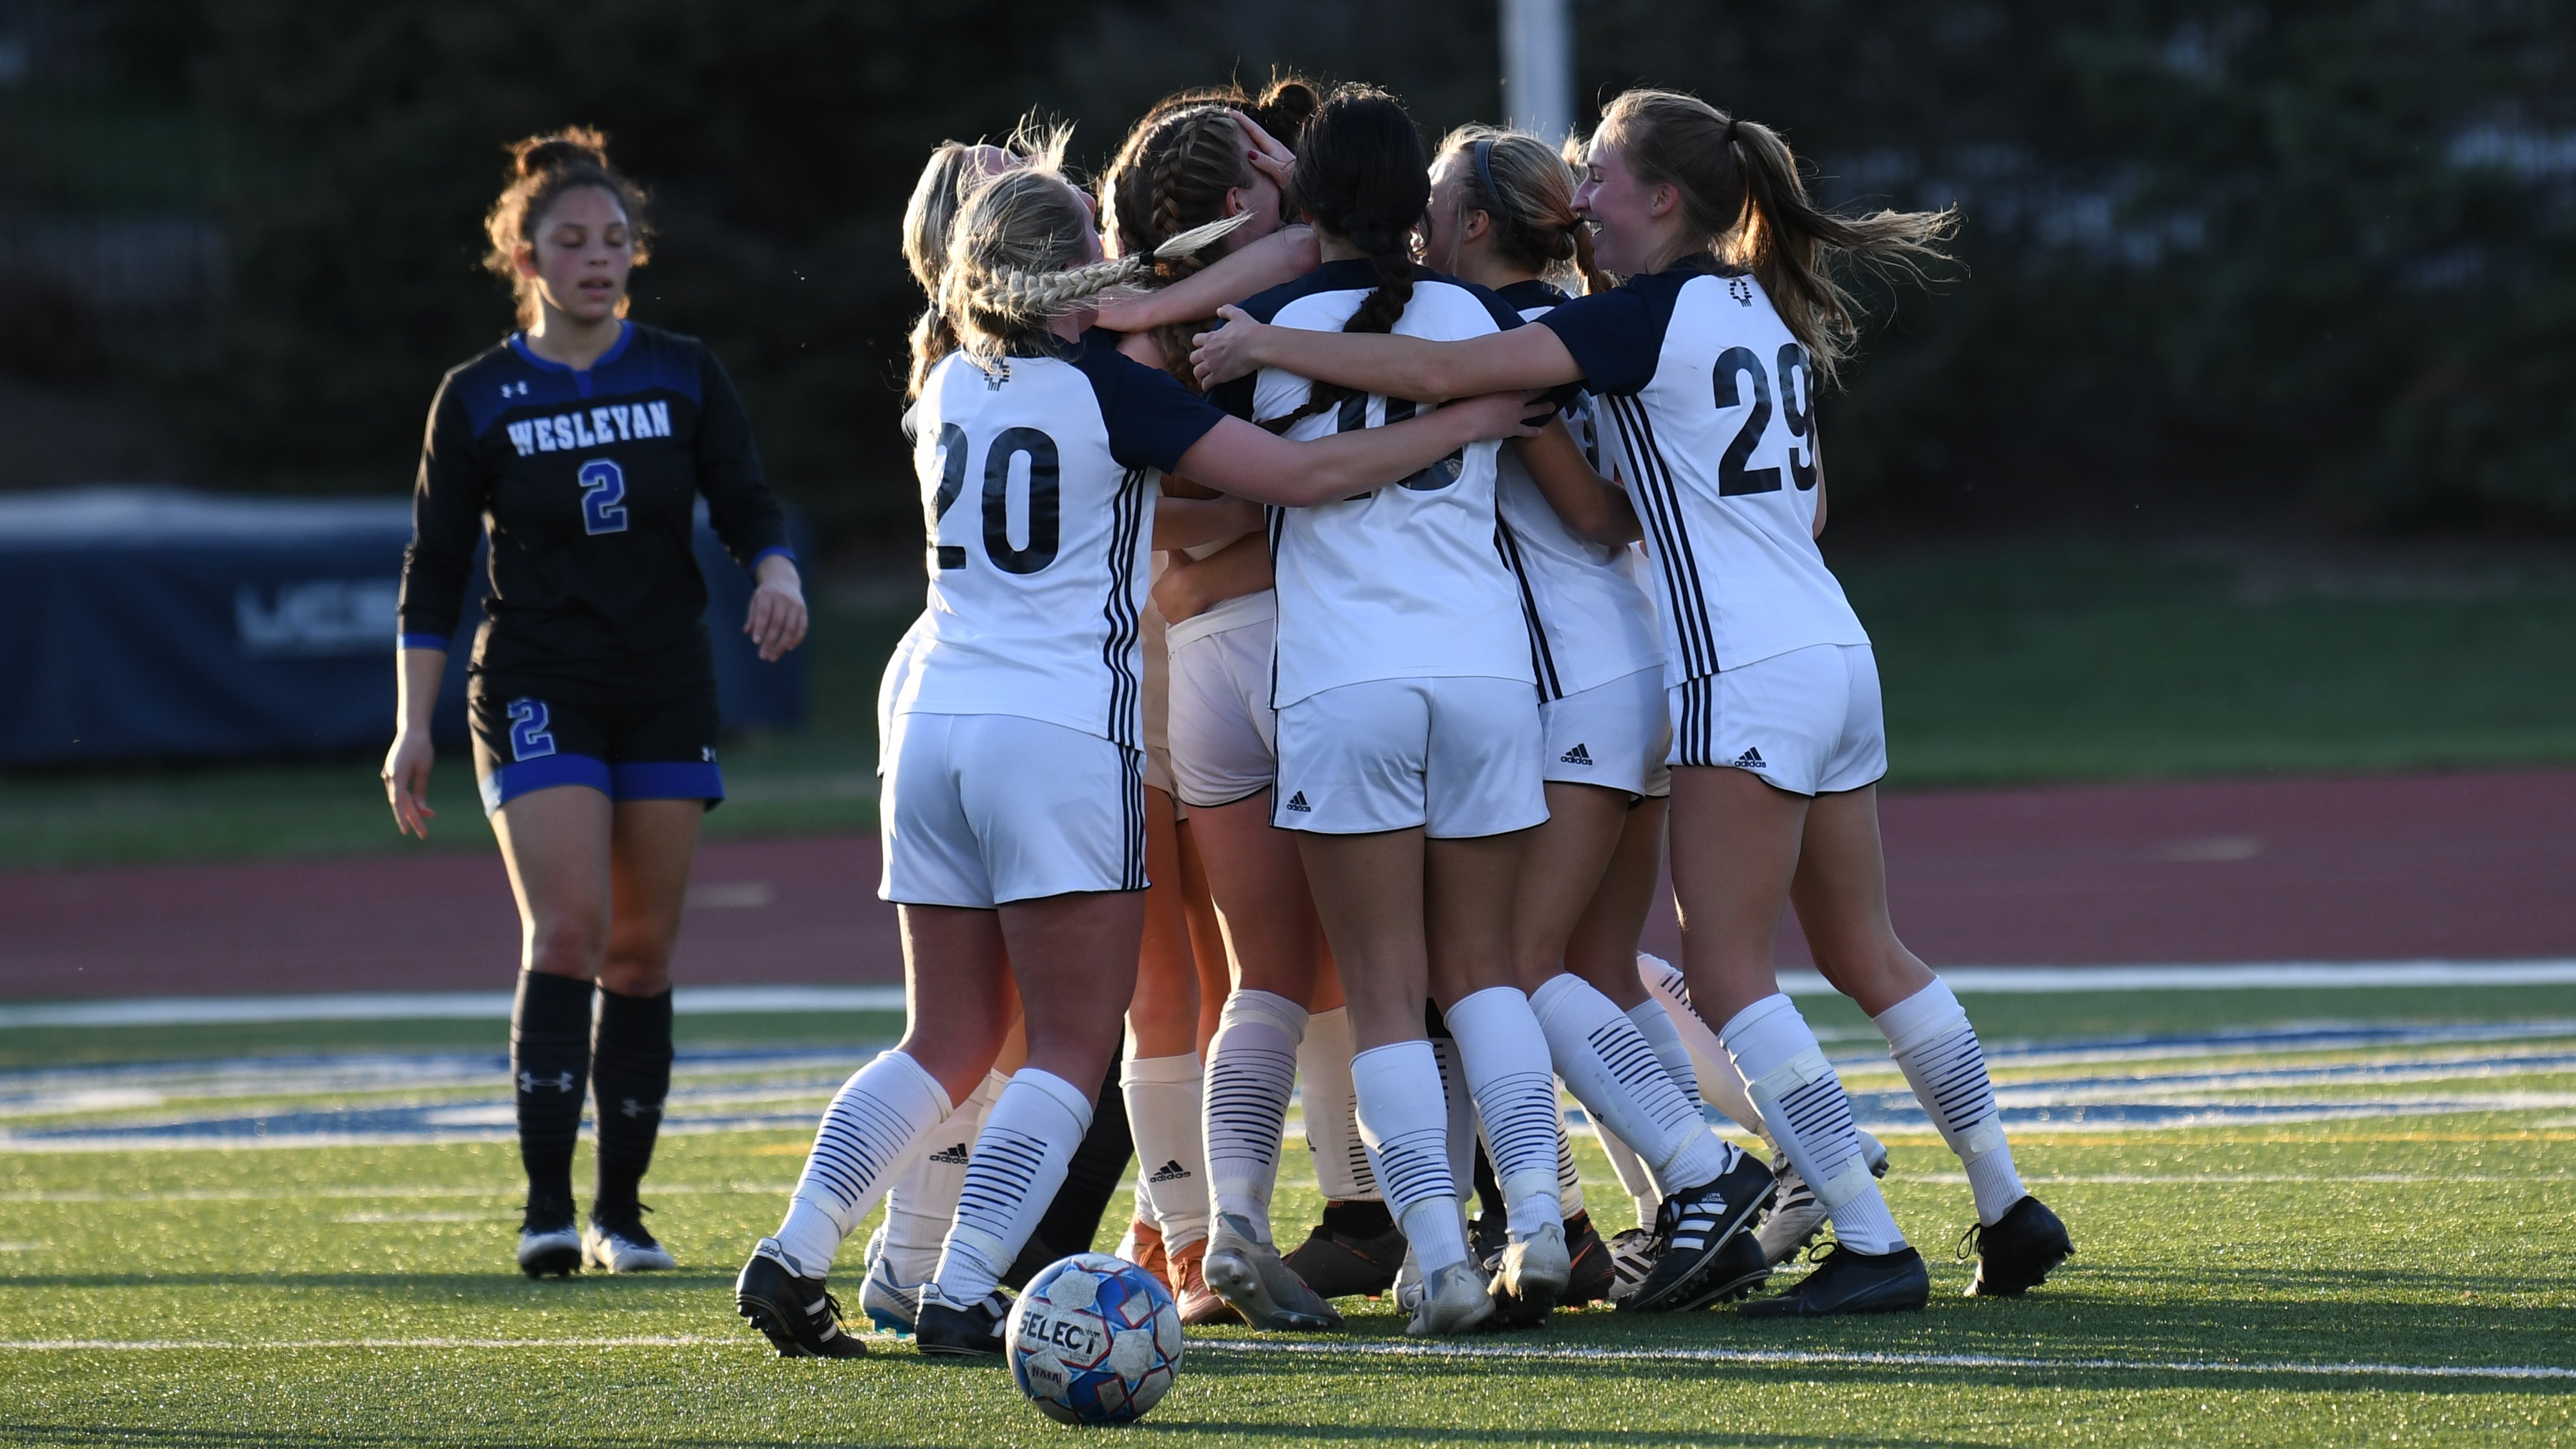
[[517, 1196, 582, 1279], [1962, 1195, 2074, 1297], [1603, 1226, 1658, 1304], [1621, 1151, 1775, 1313], [913, 1283, 1010, 1358], [1738, 1242, 1931, 1317], [734, 1238, 868, 1358], [582, 1205, 677, 1274]]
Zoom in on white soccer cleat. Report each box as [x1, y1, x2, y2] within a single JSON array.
[[1405, 1260, 1496, 1337], [517, 1196, 581, 1278], [1495, 1222, 1571, 1309], [582, 1209, 677, 1273], [861, 1249, 924, 1335]]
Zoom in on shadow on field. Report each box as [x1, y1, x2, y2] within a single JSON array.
[[1142, 1425, 1992, 1447], [0, 1433, 961, 1449]]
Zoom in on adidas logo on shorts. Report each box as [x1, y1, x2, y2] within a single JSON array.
[[1730, 747, 1767, 769], [1147, 1159, 1194, 1184], [926, 1143, 971, 1166], [1284, 791, 1312, 812], [1559, 743, 1594, 765]]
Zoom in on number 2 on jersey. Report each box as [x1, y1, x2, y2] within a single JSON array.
[[1712, 344, 1818, 495], [577, 459, 629, 534], [930, 422, 1062, 575]]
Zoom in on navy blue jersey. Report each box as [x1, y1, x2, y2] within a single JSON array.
[[398, 322, 790, 703]]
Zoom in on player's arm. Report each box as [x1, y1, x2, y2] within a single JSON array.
[[1192, 305, 1584, 401], [387, 384, 482, 839], [1154, 491, 1264, 550], [1155, 531, 1274, 623], [1513, 416, 1642, 546], [695, 352, 807, 662], [1093, 226, 1319, 333], [1177, 392, 1549, 507]]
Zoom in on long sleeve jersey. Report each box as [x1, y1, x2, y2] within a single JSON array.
[[396, 322, 791, 703]]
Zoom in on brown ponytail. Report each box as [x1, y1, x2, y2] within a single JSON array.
[[1596, 88, 1955, 381], [482, 127, 651, 329]]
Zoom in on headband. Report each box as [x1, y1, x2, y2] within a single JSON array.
[[1471, 137, 1502, 212]]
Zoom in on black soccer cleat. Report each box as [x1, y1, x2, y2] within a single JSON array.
[[1621, 1151, 1775, 1313], [914, 1284, 1010, 1358], [1737, 1243, 1931, 1318], [735, 1239, 868, 1358], [1962, 1194, 2074, 1297], [1560, 1210, 1617, 1307], [517, 1195, 582, 1279], [1282, 1199, 1407, 1299], [1696, 1231, 1772, 1307]]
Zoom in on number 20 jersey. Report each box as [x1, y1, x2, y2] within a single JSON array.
[[891, 336, 1227, 748], [1538, 260, 1868, 686]]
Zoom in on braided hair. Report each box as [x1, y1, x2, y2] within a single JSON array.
[[940, 164, 1249, 380], [1267, 85, 1430, 431], [1104, 104, 1257, 381]]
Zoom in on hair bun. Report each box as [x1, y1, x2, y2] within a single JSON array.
[[1254, 78, 1322, 143], [512, 127, 612, 179]]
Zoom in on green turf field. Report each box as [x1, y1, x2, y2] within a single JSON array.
[[4, 985, 2571, 1446], [5, 541, 2575, 872]]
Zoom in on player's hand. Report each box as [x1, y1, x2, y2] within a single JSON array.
[[746, 555, 809, 663], [383, 730, 436, 839], [1190, 306, 1266, 388], [1151, 555, 1213, 623], [1234, 111, 1296, 196], [1451, 389, 1555, 442]]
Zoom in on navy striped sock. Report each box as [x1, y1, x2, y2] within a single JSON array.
[[936, 1068, 1093, 1303]]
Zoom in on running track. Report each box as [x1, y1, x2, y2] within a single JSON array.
[[4, 771, 2572, 1000]]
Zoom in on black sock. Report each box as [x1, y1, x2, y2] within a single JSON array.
[[511, 970, 595, 1214], [1321, 1197, 1395, 1237], [1471, 1137, 1506, 1226], [590, 985, 674, 1220], [1004, 1053, 1135, 1289]]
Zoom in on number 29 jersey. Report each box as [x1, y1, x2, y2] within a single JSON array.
[[1538, 258, 1868, 686], [891, 334, 1228, 748]]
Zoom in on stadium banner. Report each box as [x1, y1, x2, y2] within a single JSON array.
[[0, 487, 808, 766]]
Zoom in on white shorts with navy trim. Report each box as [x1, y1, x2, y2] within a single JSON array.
[[1274, 676, 1548, 838], [1667, 643, 1887, 797], [1541, 665, 1671, 800], [879, 711, 1146, 908], [1166, 615, 1278, 809]]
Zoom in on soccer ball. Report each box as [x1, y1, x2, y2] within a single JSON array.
[[1005, 1252, 1184, 1425]]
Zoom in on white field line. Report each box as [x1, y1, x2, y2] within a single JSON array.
[[1, 1335, 2567, 1384], [6, 962, 2572, 1028], [1194, 1338, 2576, 1382]]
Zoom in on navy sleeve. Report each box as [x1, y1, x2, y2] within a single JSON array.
[[1440, 276, 1528, 333], [1080, 344, 1229, 473], [692, 348, 793, 570], [1536, 283, 1674, 398], [396, 377, 486, 648]]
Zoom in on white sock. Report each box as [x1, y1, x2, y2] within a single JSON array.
[[1720, 994, 1906, 1255], [1593, 1121, 1659, 1225], [1299, 1006, 1379, 1202], [1875, 979, 2026, 1226], [1532, 973, 1734, 1196], [1445, 986, 1565, 1239], [1553, 1105, 1586, 1219], [881, 1067, 1003, 1284], [1123, 1052, 1211, 1249], [1637, 952, 1772, 1139], [1351, 1040, 1469, 1274], [1428, 1033, 1474, 1205], [1203, 989, 1304, 1244], [772, 1050, 951, 1279], [932, 1068, 1093, 1303]]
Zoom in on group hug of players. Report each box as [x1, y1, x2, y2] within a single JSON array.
[[390, 75, 2075, 1361]]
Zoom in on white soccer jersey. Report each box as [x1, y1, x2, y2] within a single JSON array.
[[1490, 280, 1665, 701], [1539, 260, 1868, 684], [892, 335, 1228, 746], [1219, 261, 1535, 709]]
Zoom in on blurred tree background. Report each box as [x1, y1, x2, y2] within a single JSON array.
[[2, 0, 2572, 547]]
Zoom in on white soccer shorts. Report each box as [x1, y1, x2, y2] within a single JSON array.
[[1666, 643, 1887, 797], [1541, 665, 1672, 800], [879, 711, 1146, 908], [1273, 675, 1548, 838], [1166, 615, 1278, 809]]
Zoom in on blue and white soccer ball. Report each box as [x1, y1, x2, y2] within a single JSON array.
[[1005, 1252, 1184, 1425]]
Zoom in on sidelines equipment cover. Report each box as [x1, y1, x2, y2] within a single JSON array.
[[0, 487, 806, 766]]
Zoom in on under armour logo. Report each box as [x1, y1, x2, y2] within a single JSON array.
[[618, 1096, 662, 1120], [519, 1069, 577, 1093], [701, 746, 717, 762], [499, 379, 530, 398]]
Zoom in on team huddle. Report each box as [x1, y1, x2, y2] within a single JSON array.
[[392, 74, 2074, 1364]]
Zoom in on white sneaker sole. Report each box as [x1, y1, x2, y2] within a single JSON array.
[[581, 1225, 676, 1274]]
